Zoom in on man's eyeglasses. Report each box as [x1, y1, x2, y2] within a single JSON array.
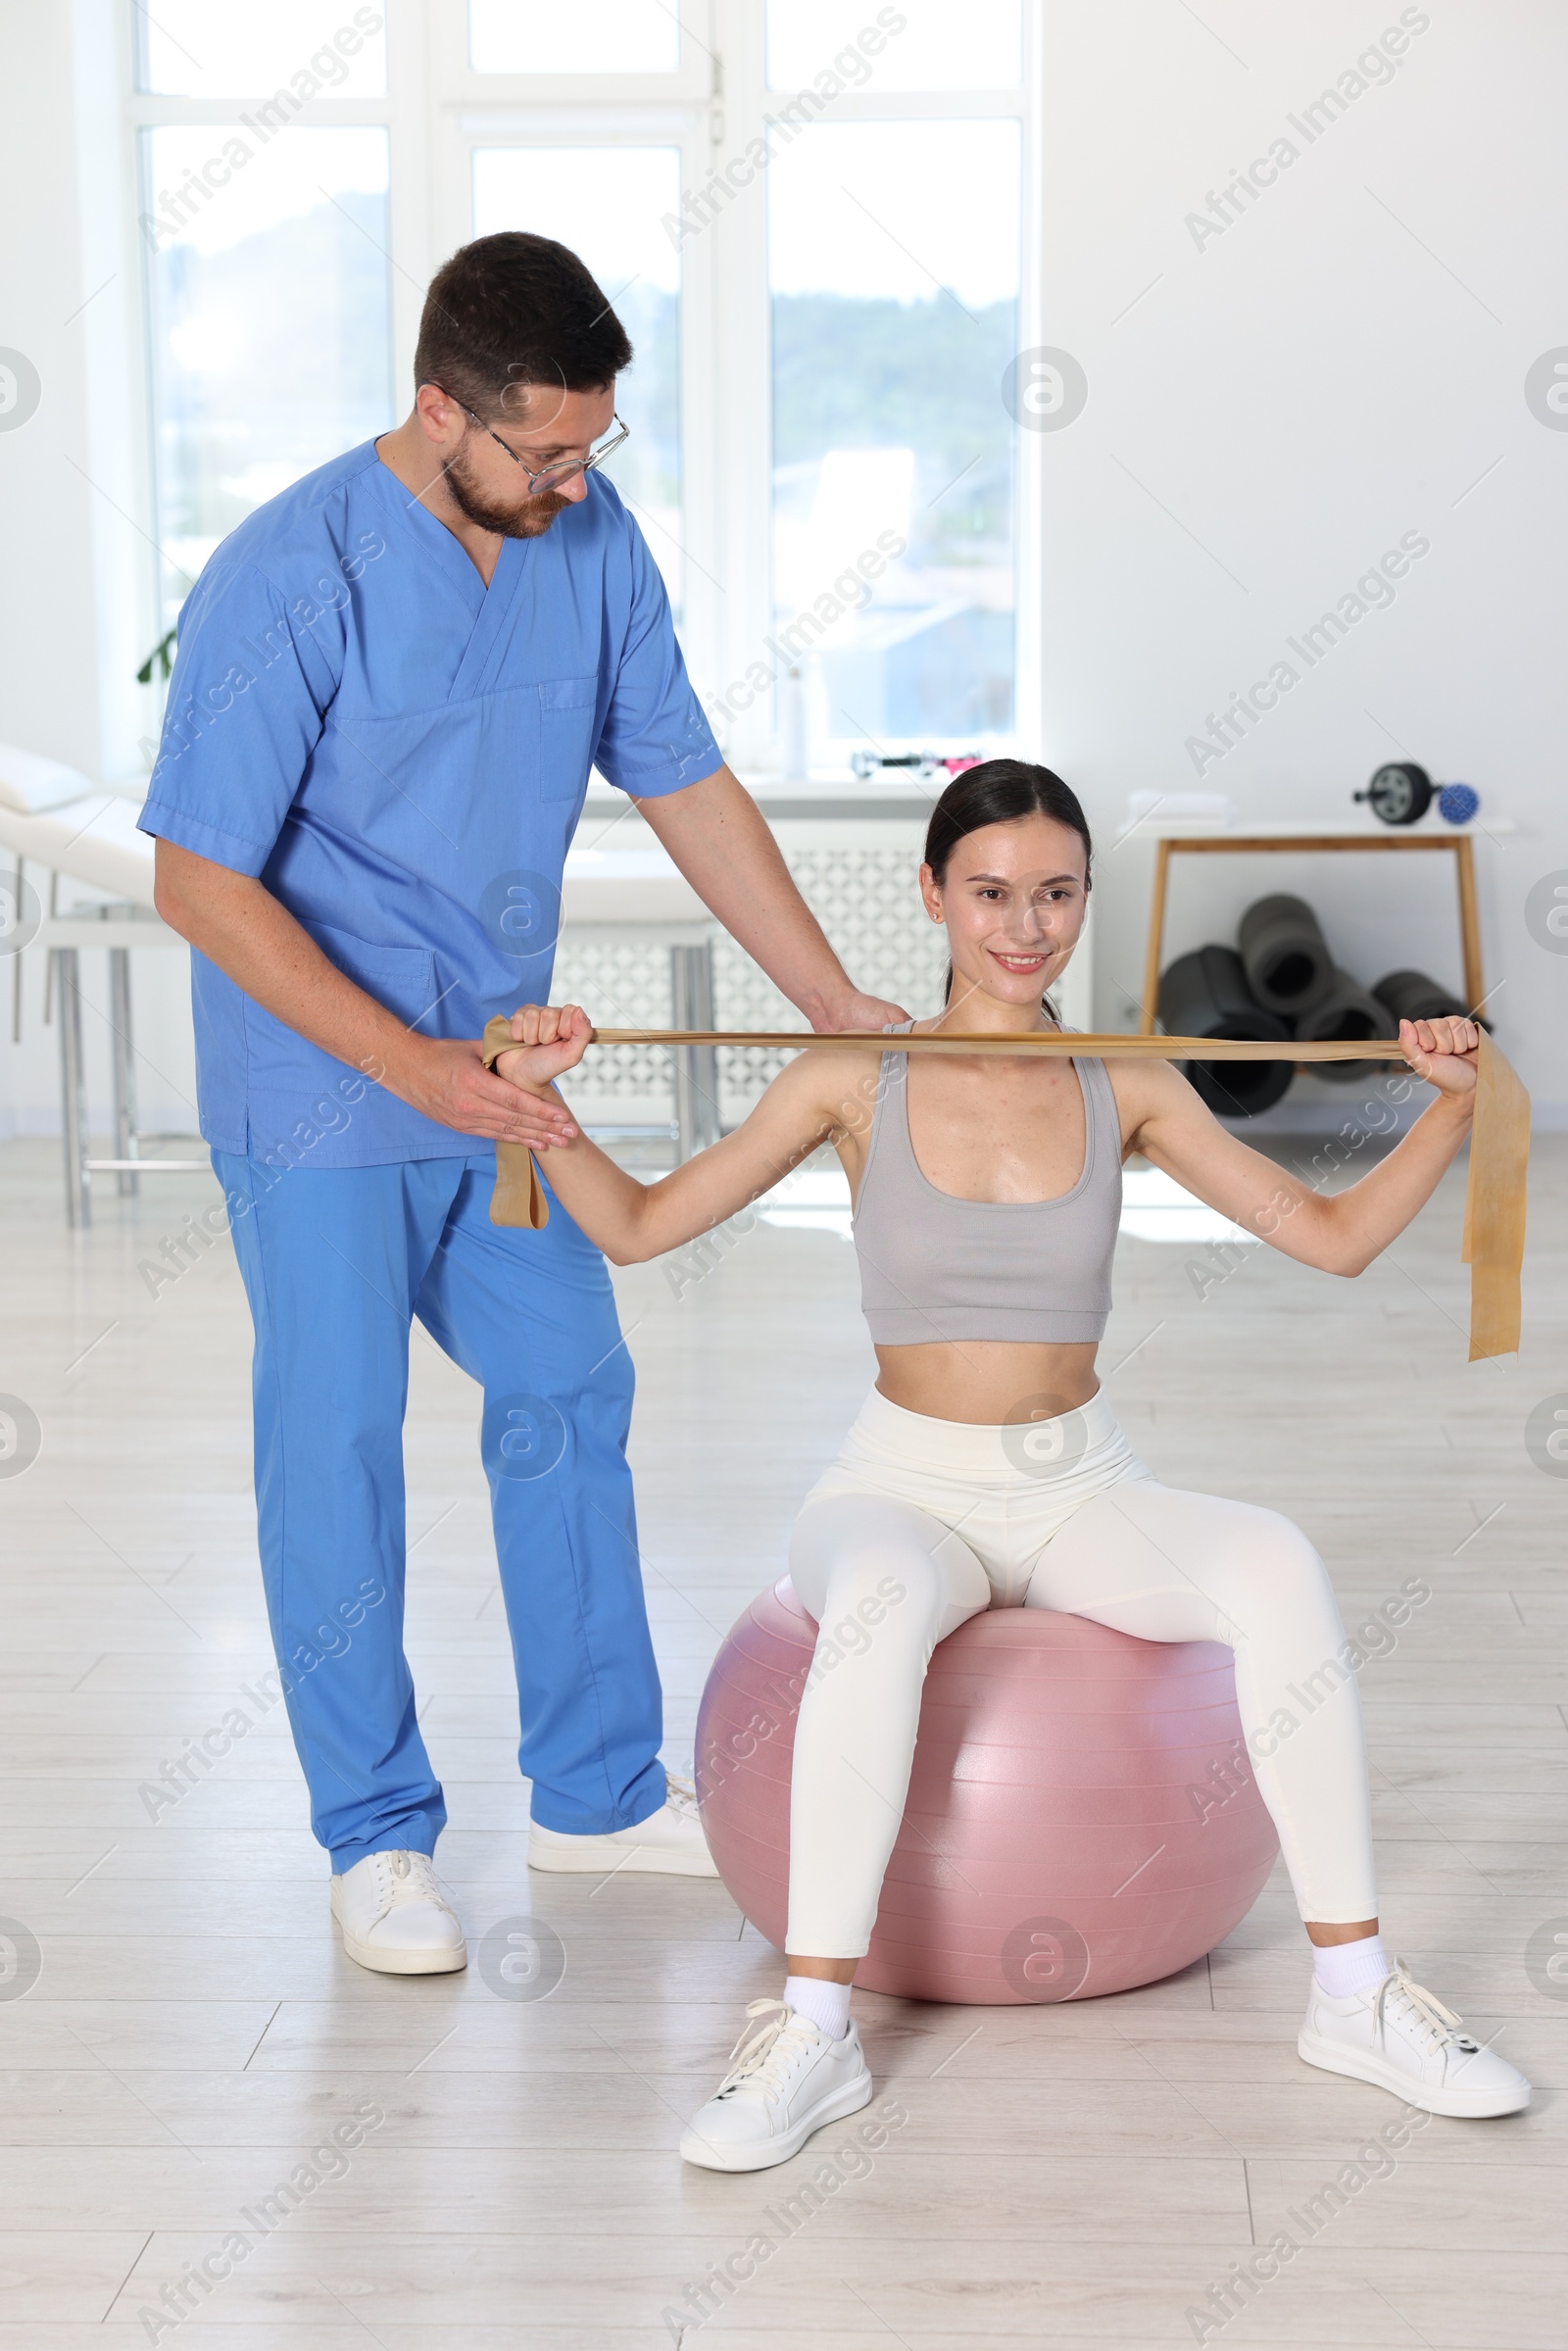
[[458, 401, 630, 494]]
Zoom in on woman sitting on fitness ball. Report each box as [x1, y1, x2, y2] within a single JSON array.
[[492, 758, 1528, 2173]]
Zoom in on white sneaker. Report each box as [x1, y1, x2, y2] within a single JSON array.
[[528, 1777, 718, 1877], [680, 1999, 873, 2173], [1298, 1958, 1531, 2118], [329, 1849, 467, 1976]]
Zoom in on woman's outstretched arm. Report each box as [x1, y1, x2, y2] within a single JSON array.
[[1126, 1016, 1480, 1277], [491, 1003, 866, 1264]]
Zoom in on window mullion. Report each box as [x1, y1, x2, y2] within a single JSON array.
[[1014, 0, 1044, 759], [386, 0, 435, 402], [704, 0, 776, 776], [671, 30, 723, 742]]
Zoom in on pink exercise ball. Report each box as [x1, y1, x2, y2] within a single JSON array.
[[696, 1578, 1279, 2004]]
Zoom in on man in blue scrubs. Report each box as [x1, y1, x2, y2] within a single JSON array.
[[141, 232, 904, 1974]]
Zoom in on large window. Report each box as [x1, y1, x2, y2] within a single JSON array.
[[765, 0, 1022, 91], [130, 0, 1035, 771], [468, 0, 680, 75], [141, 126, 391, 624], [137, 0, 388, 99], [768, 120, 1020, 747], [134, 4, 394, 628], [471, 147, 684, 614]]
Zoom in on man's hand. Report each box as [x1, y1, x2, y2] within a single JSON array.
[[804, 986, 910, 1035], [390, 1036, 580, 1148], [151, 841, 582, 1150], [492, 1003, 594, 1099], [1397, 1014, 1480, 1106]]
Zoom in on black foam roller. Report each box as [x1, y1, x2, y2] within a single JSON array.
[[1295, 967, 1397, 1083], [1238, 894, 1335, 1015], [1157, 945, 1294, 1118], [1372, 968, 1468, 1026]]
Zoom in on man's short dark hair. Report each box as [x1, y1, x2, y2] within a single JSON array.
[[414, 231, 633, 420]]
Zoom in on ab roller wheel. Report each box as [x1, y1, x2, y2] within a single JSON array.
[[1354, 762, 1480, 827]]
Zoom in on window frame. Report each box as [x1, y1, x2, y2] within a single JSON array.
[[127, 0, 1041, 774]]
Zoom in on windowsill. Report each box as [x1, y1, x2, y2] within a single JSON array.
[[586, 772, 941, 817]]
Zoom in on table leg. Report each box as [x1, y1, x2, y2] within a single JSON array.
[[1454, 836, 1486, 1015], [9, 857, 23, 1044], [109, 946, 139, 1198], [1140, 838, 1172, 1033], [54, 947, 89, 1229], [669, 939, 720, 1162]]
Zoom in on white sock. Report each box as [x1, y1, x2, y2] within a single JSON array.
[[1312, 1932, 1390, 1999], [784, 1975, 852, 2039]]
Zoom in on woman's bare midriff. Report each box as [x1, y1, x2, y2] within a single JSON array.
[[873, 1339, 1101, 1426]]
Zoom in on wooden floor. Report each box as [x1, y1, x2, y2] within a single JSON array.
[[0, 1131, 1563, 2348]]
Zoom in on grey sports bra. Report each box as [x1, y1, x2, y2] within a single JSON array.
[[853, 1025, 1123, 1346]]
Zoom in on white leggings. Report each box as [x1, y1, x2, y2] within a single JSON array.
[[785, 1385, 1378, 1957]]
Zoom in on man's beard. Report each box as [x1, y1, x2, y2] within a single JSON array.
[[444, 445, 569, 539]]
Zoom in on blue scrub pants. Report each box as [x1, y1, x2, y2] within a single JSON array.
[[214, 1149, 666, 1866]]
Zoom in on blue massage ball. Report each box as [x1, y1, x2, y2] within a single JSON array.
[[1438, 782, 1479, 825]]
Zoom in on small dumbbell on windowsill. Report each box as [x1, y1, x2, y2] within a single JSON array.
[[849, 751, 983, 784]]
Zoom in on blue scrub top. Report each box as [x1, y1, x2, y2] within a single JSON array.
[[138, 439, 720, 1167]]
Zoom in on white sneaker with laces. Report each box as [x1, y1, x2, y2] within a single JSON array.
[[1298, 1957, 1531, 2118], [528, 1776, 717, 1877], [680, 1998, 873, 2173], [329, 1849, 466, 1976]]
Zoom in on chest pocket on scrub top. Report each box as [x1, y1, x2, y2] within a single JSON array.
[[538, 674, 600, 803]]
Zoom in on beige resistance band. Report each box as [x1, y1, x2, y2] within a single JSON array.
[[480, 1018, 1529, 1363]]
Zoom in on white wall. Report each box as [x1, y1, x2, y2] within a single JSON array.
[[1037, 0, 1568, 1117]]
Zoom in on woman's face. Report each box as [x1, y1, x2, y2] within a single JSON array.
[[919, 813, 1090, 1015]]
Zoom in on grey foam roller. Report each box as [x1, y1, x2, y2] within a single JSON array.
[[1156, 945, 1294, 1118], [1238, 894, 1335, 1015], [1295, 967, 1397, 1083], [1372, 968, 1469, 1026]]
